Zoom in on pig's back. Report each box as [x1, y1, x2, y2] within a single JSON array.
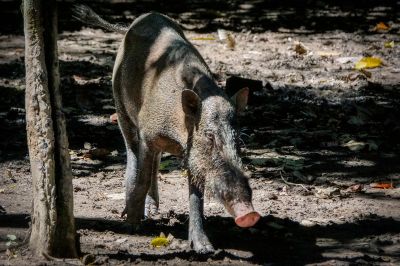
[[113, 12, 210, 126]]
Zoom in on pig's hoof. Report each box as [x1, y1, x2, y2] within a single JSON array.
[[194, 243, 215, 254], [144, 199, 159, 218], [191, 236, 215, 254], [125, 208, 144, 225]]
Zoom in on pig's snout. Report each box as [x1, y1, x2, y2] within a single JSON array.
[[227, 202, 260, 228], [235, 211, 260, 227]]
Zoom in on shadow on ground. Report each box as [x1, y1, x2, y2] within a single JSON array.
[[1, 213, 399, 264], [1, 57, 400, 184], [0, 0, 399, 35]]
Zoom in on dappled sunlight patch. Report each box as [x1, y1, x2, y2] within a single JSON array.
[[339, 159, 376, 168], [77, 114, 112, 126]]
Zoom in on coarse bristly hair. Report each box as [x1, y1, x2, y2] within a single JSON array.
[[185, 123, 250, 202]]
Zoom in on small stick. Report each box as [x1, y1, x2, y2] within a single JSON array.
[[279, 170, 310, 191], [42, 252, 83, 265]]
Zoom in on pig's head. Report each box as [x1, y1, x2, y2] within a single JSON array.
[[182, 84, 260, 228]]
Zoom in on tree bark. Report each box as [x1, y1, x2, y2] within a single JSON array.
[[23, 0, 78, 258]]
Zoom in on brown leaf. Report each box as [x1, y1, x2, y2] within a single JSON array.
[[374, 22, 390, 31], [226, 33, 236, 50], [293, 42, 307, 55], [370, 182, 394, 189]]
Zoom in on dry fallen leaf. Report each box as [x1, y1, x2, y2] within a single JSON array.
[[191, 36, 216, 41], [316, 51, 341, 57], [181, 169, 188, 177], [355, 57, 382, 70], [167, 233, 174, 242], [370, 182, 394, 189], [315, 187, 340, 199], [226, 33, 236, 50], [150, 232, 170, 248], [6, 248, 17, 259], [342, 140, 366, 151], [293, 41, 307, 55], [217, 29, 235, 50], [374, 22, 390, 31], [384, 41, 395, 48], [217, 29, 226, 40]]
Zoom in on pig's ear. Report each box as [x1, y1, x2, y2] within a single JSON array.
[[231, 87, 249, 113], [182, 89, 201, 117]]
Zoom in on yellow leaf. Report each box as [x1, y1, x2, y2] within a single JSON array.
[[191, 36, 216, 41], [355, 57, 382, 70], [374, 22, 390, 31], [150, 233, 169, 248], [317, 51, 341, 57], [384, 41, 395, 48], [181, 169, 188, 177]]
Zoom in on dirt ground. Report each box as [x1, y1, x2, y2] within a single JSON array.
[[1, 1, 400, 265]]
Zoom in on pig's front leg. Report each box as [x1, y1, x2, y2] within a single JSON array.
[[188, 175, 215, 254]]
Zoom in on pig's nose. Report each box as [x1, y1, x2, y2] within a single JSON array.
[[235, 211, 260, 227]]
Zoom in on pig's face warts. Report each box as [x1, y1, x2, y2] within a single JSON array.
[[186, 95, 253, 206]]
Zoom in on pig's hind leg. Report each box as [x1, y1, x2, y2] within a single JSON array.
[[125, 140, 157, 225], [144, 153, 161, 218], [118, 112, 155, 226], [117, 111, 139, 221]]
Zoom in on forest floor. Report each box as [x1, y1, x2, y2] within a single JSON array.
[[0, 1, 400, 265]]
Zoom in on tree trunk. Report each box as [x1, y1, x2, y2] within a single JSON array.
[[23, 0, 78, 258]]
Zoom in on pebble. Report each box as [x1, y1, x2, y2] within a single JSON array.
[[116, 238, 127, 244], [300, 219, 316, 227]]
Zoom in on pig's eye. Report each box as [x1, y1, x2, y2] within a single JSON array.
[[205, 131, 214, 143]]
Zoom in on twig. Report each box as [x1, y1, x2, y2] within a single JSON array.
[[42, 251, 59, 261], [279, 170, 310, 191], [42, 252, 83, 265]]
